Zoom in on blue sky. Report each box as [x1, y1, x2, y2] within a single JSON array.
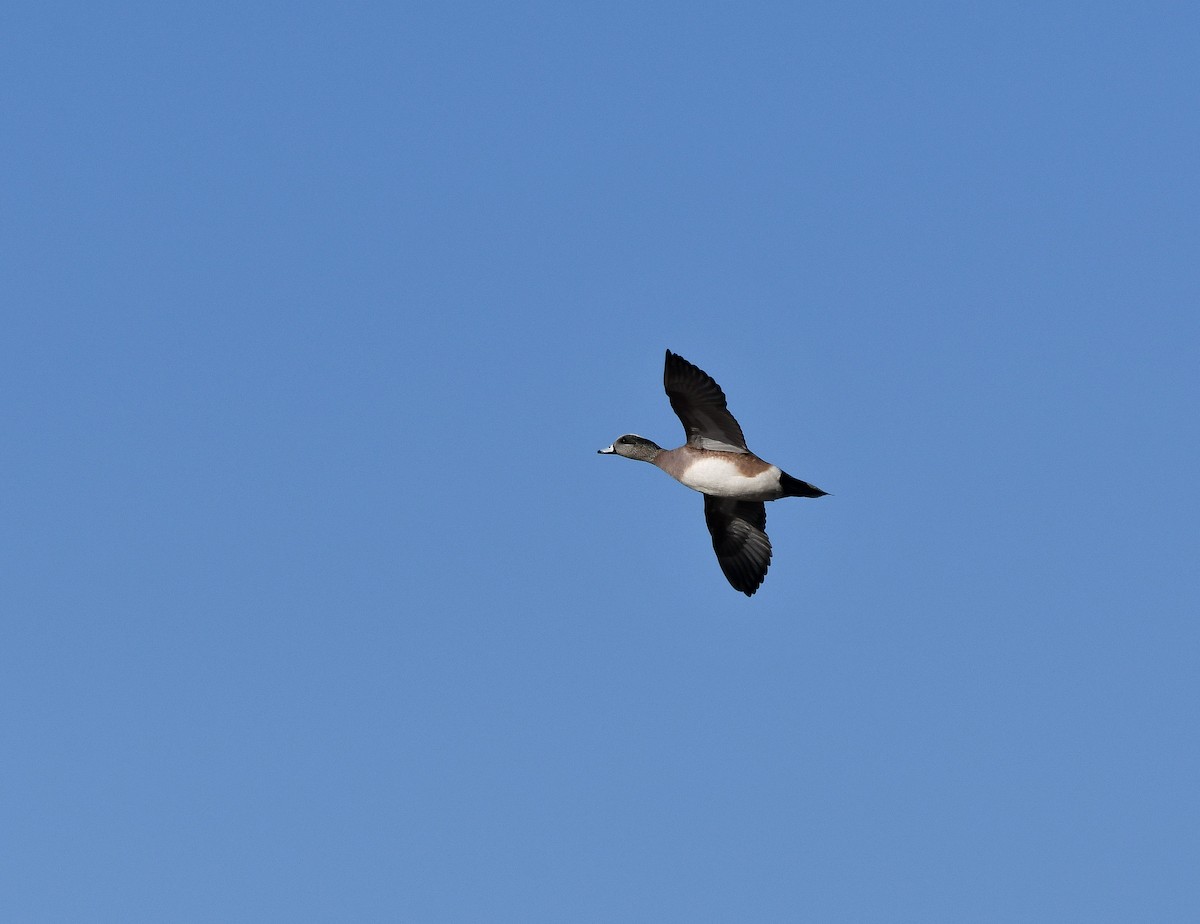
[[4, 2, 1198, 920]]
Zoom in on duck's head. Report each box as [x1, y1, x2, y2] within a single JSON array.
[[597, 434, 663, 463]]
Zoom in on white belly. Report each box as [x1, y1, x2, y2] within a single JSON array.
[[678, 457, 782, 501]]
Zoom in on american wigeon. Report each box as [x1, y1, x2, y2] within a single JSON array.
[[599, 350, 827, 596]]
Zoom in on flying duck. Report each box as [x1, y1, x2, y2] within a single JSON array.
[[599, 350, 827, 596]]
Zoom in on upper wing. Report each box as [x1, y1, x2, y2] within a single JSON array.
[[663, 350, 749, 453], [703, 495, 772, 596]]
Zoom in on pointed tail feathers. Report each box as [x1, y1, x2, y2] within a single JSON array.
[[780, 472, 828, 498]]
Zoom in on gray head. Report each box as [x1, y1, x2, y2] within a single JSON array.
[[597, 433, 663, 463]]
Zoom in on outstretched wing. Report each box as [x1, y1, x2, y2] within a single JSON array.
[[703, 496, 771, 596], [664, 350, 749, 453]]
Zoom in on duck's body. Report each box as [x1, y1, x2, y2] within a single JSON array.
[[599, 350, 827, 596], [657, 448, 785, 500]]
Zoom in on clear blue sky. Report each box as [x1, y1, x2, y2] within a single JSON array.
[[4, 3, 1198, 921]]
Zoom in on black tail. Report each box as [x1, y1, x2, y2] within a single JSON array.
[[780, 471, 828, 498]]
